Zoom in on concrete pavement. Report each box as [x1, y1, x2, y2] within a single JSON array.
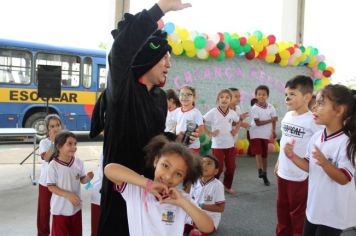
[[0, 142, 355, 236]]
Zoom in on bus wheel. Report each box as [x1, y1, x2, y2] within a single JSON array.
[[24, 112, 48, 140]]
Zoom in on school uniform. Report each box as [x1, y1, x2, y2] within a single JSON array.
[[165, 108, 179, 133], [90, 153, 103, 236], [37, 138, 52, 236], [173, 107, 204, 151], [304, 129, 356, 231], [249, 103, 277, 158], [47, 157, 86, 236], [115, 182, 192, 236], [189, 178, 225, 230], [203, 107, 239, 188], [276, 111, 322, 236]]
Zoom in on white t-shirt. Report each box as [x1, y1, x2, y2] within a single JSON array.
[[249, 103, 277, 139], [165, 109, 178, 133], [277, 111, 322, 181], [116, 183, 190, 236], [305, 129, 356, 230], [91, 153, 103, 205], [189, 178, 225, 229], [203, 107, 239, 149], [47, 157, 86, 216], [172, 107, 204, 149], [38, 138, 52, 186]]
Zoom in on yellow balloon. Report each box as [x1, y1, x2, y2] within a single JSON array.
[[280, 59, 288, 67], [178, 29, 190, 41], [182, 40, 195, 51], [248, 35, 258, 45], [186, 49, 196, 58], [265, 54, 276, 63], [254, 42, 264, 52], [261, 38, 269, 47], [321, 77, 331, 86], [171, 42, 183, 55], [279, 50, 290, 59]]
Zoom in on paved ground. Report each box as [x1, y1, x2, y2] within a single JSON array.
[[0, 140, 355, 236]]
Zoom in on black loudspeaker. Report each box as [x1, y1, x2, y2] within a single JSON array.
[[37, 65, 61, 98]]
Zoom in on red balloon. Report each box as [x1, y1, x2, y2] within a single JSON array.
[[287, 47, 295, 55], [257, 47, 267, 59], [238, 149, 244, 155], [239, 37, 247, 46], [209, 47, 220, 58], [245, 48, 255, 60], [267, 35, 276, 45], [323, 70, 332, 77], [274, 54, 281, 63], [218, 32, 224, 42]]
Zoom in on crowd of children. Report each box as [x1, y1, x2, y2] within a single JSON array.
[[35, 76, 356, 236]]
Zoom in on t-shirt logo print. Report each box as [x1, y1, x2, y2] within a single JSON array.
[[75, 173, 80, 180], [161, 211, 175, 223], [282, 123, 306, 138]]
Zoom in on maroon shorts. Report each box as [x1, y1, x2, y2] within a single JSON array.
[[250, 138, 269, 158]]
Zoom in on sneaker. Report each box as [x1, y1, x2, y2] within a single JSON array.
[[258, 169, 263, 178], [262, 173, 270, 186]]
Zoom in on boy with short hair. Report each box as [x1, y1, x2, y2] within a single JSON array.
[[186, 155, 225, 236], [275, 75, 322, 236], [249, 85, 278, 186]]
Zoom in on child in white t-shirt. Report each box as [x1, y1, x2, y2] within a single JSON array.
[[186, 154, 225, 235], [47, 131, 94, 236], [104, 135, 214, 236], [249, 85, 278, 186], [285, 84, 356, 235], [172, 85, 204, 154], [275, 75, 322, 236], [37, 114, 62, 236], [204, 89, 239, 194], [165, 89, 181, 133]]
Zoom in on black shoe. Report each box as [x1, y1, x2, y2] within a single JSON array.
[[262, 173, 270, 186], [258, 169, 263, 178]]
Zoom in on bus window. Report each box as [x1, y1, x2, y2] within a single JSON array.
[[36, 53, 80, 87], [0, 48, 31, 84], [83, 57, 92, 88], [98, 65, 107, 92]]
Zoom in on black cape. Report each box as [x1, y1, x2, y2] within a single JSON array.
[[94, 5, 167, 236]]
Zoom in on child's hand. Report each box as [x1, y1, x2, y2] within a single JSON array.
[[66, 192, 81, 206], [149, 181, 169, 202], [230, 128, 238, 137], [211, 129, 219, 137], [284, 140, 296, 160], [270, 130, 276, 140], [240, 112, 249, 120], [161, 187, 183, 206], [312, 145, 329, 167], [87, 171, 94, 180], [49, 128, 57, 142]]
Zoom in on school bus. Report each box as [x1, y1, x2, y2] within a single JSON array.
[[0, 38, 107, 138]]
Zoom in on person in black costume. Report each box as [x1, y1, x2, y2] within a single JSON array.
[[90, 1, 192, 235]]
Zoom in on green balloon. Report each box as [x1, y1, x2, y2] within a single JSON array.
[[229, 38, 240, 49], [217, 41, 225, 50], [235, 46, 243, 55], [318, 62, 326, 71], [216, 51, 225, 61], [300, 46, 305, 53], [223, 32, 231, 42], [242, 44, 251, 53], [253, 30, 263, 41], [314, 79, 322, 86], [194, 36, 207, 49]]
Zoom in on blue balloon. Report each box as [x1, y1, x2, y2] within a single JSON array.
[[163, 22, 175, 34]]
